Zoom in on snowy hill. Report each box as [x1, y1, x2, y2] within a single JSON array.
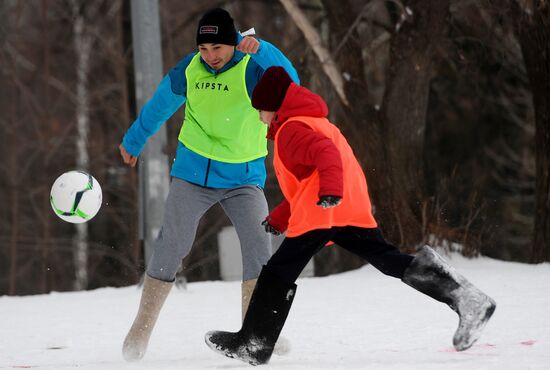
[[1, 253, 549, 369]]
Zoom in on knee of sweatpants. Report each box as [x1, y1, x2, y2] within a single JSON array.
[[146, 262, 180, 282], [146, 247, 183, 282], [242, 259, 264, 281], [241, 237, 271, 281]]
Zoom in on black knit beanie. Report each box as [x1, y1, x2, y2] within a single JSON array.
[[196, 8, 237, 46]]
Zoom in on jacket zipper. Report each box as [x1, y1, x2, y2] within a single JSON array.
[[204, 159, 211, 187]]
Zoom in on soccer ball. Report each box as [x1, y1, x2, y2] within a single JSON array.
[[50, 170, 102, 223]]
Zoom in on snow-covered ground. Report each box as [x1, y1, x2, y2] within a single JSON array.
[[1, 252, 549, 369]]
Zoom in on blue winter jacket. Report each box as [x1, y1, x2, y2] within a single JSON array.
[[122, 34, 300, 188]]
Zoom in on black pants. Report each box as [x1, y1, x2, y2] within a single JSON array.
[[266, 226, 414, 284]]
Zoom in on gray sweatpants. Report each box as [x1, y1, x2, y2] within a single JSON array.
[[147, 178, 271, 282]]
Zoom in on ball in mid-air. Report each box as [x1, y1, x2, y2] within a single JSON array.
[[50, 170, 102, 223]]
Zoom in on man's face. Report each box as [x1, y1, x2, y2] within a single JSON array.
[[198, 43, 234, 70], [258, 110, 275, 125]]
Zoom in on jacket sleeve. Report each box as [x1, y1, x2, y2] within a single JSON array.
[[121, 75, 184, 156], [266, 199, 291, 233], [237, 32, 299, 83], [121, 53, 195, 156], [240, 32, 300, 97], [252, 38, 299, 83], [278, 122, 344, 198]]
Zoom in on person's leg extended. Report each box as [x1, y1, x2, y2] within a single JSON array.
[[333, 226, 495, 351], [331, 227, 413, 278], [123, 179, 216, 361]]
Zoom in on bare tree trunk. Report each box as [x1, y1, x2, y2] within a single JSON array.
[[41, 194, 52, 293], [116, 0, 141, 280], [8, 188, 19, 295], [72, 0, 93, 290], [316, 0, 450, 251], [514, 0, 550, 262], [8, 94, 19, 295], [279, 0, 349, 106], [40, 0, 52, 294], [3, 3, 17, 295], [380, 0, 450, 249]]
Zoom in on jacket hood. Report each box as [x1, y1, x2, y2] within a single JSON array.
[[267, 83, 329, 139]]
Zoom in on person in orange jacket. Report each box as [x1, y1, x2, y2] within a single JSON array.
[[204, 67, 496, 366]]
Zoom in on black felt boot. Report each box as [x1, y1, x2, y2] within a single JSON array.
[[402, 246, 496, 351], [205, 267, 296, 365]]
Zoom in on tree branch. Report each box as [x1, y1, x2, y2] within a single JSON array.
[[279, 0, 350, 106]]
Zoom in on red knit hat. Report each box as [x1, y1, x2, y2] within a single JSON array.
[[252, 66, 293, 112]]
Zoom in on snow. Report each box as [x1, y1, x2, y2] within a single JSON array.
[[1, 252, 549, 369]]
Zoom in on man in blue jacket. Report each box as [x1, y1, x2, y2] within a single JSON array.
[[119, 8, 299, 361]]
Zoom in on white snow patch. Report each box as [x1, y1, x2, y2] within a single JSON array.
[[1, 255, 549, 369]]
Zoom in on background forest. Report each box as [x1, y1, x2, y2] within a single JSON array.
[[0, 0, 548, 296]]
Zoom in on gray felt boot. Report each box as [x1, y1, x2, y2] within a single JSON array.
[[122, 275, 173, 361], [402, 246, 496, 351]]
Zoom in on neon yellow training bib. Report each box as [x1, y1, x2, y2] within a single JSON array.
[[179, 53, 267, 163]]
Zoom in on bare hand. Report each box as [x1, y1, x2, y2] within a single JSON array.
[[119, 143, 138, 167], [236, 36, 260, 54]]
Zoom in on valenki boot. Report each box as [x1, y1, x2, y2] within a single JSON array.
[[402, 246, 496, 351], [122, 274, 173, 361], [242, 278, 291, 356], [206, 267, 296, 365]]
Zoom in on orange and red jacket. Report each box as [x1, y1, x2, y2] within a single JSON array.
[[266, 83, 377, 237]]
